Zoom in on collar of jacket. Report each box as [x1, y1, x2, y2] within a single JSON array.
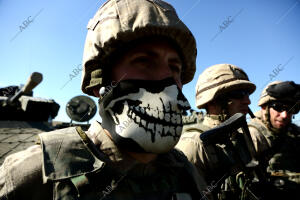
[[204, 114, 224, 127], [39, 125, 106, 183], [39, 121, 186, 183]]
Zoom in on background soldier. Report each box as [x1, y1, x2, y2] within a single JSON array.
[[176, 63, 256, 199], [248, 81, 300, 198], [0, 0, 209, 199]]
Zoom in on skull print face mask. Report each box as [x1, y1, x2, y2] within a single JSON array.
[[98, 78, 191, 153]]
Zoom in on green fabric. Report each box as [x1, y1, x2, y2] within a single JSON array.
[[71, 175, 90, 197], [40, 125, 202, 199], [56, 152, 197, 200], [39, 127, 104, 181], [86, 69, 103, 92]]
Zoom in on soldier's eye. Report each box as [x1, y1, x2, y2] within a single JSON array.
[[133, 56, 150, 64], [170, 64, 181, 73]]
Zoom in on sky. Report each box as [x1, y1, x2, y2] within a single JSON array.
[[0, 0, 300, 125]]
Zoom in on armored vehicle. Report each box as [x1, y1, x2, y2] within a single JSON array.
[[0, 72, 61, 164], [0, 72, 98, 164]]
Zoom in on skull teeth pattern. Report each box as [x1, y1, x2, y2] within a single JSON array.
[[127, 105, 182, 142], [128, 105, 182, 125]]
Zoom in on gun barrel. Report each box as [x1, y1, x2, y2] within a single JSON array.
[[22, 72, 43, 93], [7, 72, 43, 105]]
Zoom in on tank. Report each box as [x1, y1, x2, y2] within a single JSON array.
[[0, 72, 61, 164], [0, 72, 98, 164], [0, 72, 60, 121]]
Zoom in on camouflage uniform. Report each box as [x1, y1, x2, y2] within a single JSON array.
[[177, 114, 226, 177], [0, 0, 209, 199], [248, 81, 300, 197], [0, 121, 207, 199], [176, 64, 256, 198]]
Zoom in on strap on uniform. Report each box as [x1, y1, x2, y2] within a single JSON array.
[[70, 126, 126, 198], [76, 126, 111, 163], [70, 175, 90, 197], [171, 149, 206, 199], [70, 127, 205, 199]]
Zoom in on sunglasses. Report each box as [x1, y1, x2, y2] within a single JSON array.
[[269, 102, 298, 114], [226, 90, 250, 99]]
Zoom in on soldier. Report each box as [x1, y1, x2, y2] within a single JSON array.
[[248, 81, 300, 198], [176, 63, 256, 199], [0, 0, 209, 199]]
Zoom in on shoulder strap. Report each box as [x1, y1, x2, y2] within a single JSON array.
[[170, 149, 207, 199], [41, 127, 126, 199], [39, 126, 104, 182]]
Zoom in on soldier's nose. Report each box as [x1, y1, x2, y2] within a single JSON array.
[[280, 111, 288, 118], [242, 95, 251, 105]]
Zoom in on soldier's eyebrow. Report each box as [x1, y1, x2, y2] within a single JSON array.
[[134, 50, 157, 58]]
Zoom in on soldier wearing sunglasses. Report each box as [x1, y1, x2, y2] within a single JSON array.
[[248, 81, 300, 198], [176, 64, 256, 199]]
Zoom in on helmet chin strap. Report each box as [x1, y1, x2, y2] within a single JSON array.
[[263, 105, 271, 128], [248, 107, 255, 118], [219, 98, 231, 122], [206, 98, 229, 122]]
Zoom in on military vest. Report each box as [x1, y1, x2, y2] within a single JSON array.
[[248, 119, 300, 194], [39, 126, 204, 200], [182, 114, 258, 200], [183, 114, 251, 176]]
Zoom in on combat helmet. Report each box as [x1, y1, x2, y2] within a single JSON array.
[[81, 0, 197, 96], [258, 81, 300, 129], [258, 81, 300, 107], [196, 64, 256, 109]]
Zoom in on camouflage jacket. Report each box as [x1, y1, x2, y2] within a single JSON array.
[[176, 114, 257, 199], [0, 121, 209, 200], [248, 111, 300, 194], [177, 115, 235, 188]]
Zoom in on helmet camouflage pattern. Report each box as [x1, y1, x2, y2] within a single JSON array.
[[81, 0, 197, 96], [195, 64, 256, 108]]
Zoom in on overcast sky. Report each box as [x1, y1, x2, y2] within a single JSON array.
[[0, 0, 299, 125]]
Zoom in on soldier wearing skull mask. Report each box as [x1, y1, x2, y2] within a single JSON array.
[[0, 0, 210, 199]]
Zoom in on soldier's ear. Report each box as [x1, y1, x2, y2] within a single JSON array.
[[261, 106, 268, 117]]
